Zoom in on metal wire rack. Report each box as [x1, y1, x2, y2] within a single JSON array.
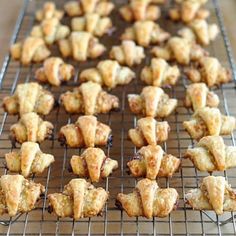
[[0, 0, 236, 235]]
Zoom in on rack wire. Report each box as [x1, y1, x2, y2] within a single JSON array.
[[0, 0, 236, 235]]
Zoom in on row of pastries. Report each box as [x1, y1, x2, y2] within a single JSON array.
[[0, 0, 236, 221]]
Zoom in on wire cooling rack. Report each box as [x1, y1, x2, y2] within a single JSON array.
[[0, 0, 236, 235]]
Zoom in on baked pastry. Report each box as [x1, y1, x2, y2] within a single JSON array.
[[5, 142, 54, 177], [35, 57, 75, 86], [128, 117, 170, 147], [184, 83, 219, 111], [10, 37, 51, 65], [79, 60, 135, 89], [70, 147, 118, 182], [35, 2, 64, 21], [184, 136, 236, 172], [58, 32, 106, 61], [121, 21, 170, 47], [3, 82, 55, 116], [64, 0, 114, 17], [10, 112, 54, 144], [116, 178, 178, 218], [71, 13, 112, 37], [109, 40, 145, 67], [185, 176, 236, 215], [59, 115, 112, 148], [127, 145, 180, 179], [60, 81, 119, 115], [128, 86, 178, 118], [141, 58, 180, 87], [48, 178, 109, 219], [0, 174, 45, 216], [183, 107, 236, 140], [185, 56, 232, 87], [30, 18, 70, 45]]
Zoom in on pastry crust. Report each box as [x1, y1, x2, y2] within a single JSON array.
[[79, 60, 135, 89], [141, 58, 180, 87], [48, 178, 109, 219], [185, 176, 236, 215], [3, 82, 55, 116], [128, 117, 170, 147], [10, 112, 54, 144], [128, 86, 178, 118], [183, 107, 236, 140], [60, 81, 119, 115], [35, 57, 75, 86], [0, 174, 45, 216], [70, 147, 118, 182], [109, 40, 145, 67], [127, 145, 180, 179], [59, 115, 112, 148], [116, 178, 178, 218], [58, 32, 106, 61], [5, 142, 54, 177]]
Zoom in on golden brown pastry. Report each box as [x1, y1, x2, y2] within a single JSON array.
[[5, 142, 54, 177], [59, 115, 112, 148], [60, 81, 119, 115], [64, 0, 114, 17], [10, 112, 54, 144], [141, 58, 180, 87], [35, 57, 75, 86], [184, 83, 219, 111], [185, 176, 236, 215], [127, 145, 180, 179], [121, 21, 170, 47], [128, 86, 177, 118], [184, 136, 236, 172], [109, 40, 145, 67], [30, 18, 70, 45], [79, 60, 135, 89], [3, 82, 55, 116], [10, 37, 51, 65], [70, 147, 118, 182], [48, 178, 108, 219], [0, 174, 45, 216], [128, 117, 170, 147], [58, 32, 106, 61], [183, 107, 236, 140], [71, 13, 112, 37], [185, 56, 232, 87], [116, 178, 178, 218]]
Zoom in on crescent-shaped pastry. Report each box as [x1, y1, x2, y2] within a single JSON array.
[[48, 178, 109, 219], [59, 115, 112, 148], [127, 145, 180, 179], [109, 40, 145, 67], [185, 176, 236, 215], [0, 174, 45, 216], [128, 86, 178, 118], [70, 147, 118, 182], [183, 107, 236, 140], [60, 81, 119, 115], [79, 60, 135, 89], [5, 142, 54, 177], [3, 82, 55, 116], [141, 58, 180, 87], [116, 178, 179, 218], [184, 135, 236, 172], [58, 32, 106, 61], [10, 112, 54, 144], [121, 21, 170, 47], [184, 83, 219, 111], [128, 117, 170, 147], [10, 37, 51, 65]]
